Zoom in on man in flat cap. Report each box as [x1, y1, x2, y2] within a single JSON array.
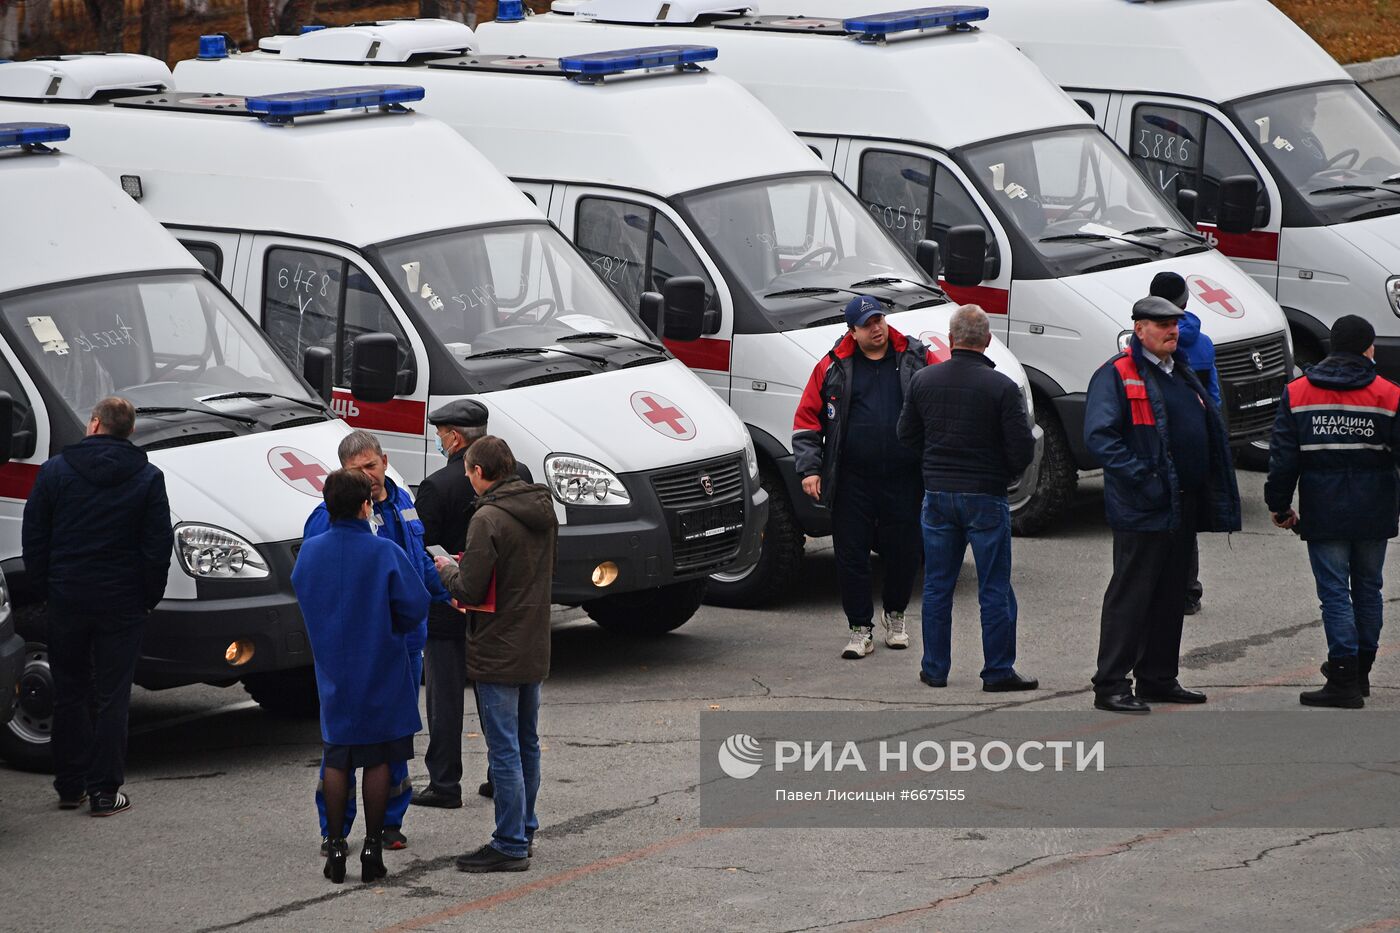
[[1083, 296, 1240, 713], [412, 399, 532, 808]]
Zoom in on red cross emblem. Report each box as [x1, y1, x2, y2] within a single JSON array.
[[918, 331, 952, 364], [1188, 275, 1244, 319], [630, 391, 696, 441], [267, 446, 331, 496]]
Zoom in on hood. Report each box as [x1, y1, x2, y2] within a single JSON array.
[[61, 436, 150, 488], [1306, 353, 1377, 390], [478, 478, 556, 531], [1329, 214, 1400, 275], [1058, 253, 1287, 344], [1177, 310, 1203, 348]]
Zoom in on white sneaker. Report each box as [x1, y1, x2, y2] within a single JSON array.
[[842, 627, 874, 659], [882, 611, 910, 649]]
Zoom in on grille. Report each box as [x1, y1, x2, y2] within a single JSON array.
[[672, 533, 743, 575], [509, 370, 590, 389], [142, 431, 238, 451], [621, 356, 667, 369], [651, 456, 745, 509], [1215, 332, 1288, 380], [1215, 332, 1289, 441]]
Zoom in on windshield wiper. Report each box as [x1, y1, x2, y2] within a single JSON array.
[[1038, 232, 1165, 254], [135, 405, 258, 426], [464, 345, 608, 366], [764, 286, 843, 299], [1308, 184, 1389, 196], [555, 331, 667, 353], [201, 391, 328, 413], [848, 275, 943, 292], [1120, 225, 1207, 243]]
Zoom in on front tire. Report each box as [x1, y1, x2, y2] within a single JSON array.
[[0, 641, 55, 773], [242, 667, 320, 717], [1012, 403, 1077, 536], [584, 579, 708, 637], [705, 468, 804, 608]]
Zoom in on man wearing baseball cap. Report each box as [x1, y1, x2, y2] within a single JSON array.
[[793, 295, 940, 660], [1083, 296, 1241, 713]]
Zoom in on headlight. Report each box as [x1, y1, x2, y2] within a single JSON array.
[[544, 454, 630, 506], [742, 433, 759, 480], [1387, 277, 1400, 317], [175, 524, 269, 579], [1117, 330, 1134, 353]]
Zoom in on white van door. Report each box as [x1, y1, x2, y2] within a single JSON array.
[[1067, 91, 1114, 131], [1113, 94, 1283, 300], [557, 185, 735, 402], [0, 341, 51, 566], [247, 235, 431, 484], [512, 181, 555, 215], [174, 231, 244, 293], [839, 139, 1013, 343], [803, 135, 845, 173]]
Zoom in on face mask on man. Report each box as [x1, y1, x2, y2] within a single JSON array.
[[435, 436, 448, 458]]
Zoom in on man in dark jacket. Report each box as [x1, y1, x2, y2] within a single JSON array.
[[1265, 315, 1400, 708], [22, 396, 172, 816], [793, 295, 937, 660], [897, 305, 1037, 691], [435, 436, 557, 873], [412, 399, 532, 809], [1084, 296, 1241, 714]]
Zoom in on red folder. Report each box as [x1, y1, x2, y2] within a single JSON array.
[[460, 572, 496, 613]]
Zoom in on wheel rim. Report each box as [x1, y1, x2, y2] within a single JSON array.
[[710, 558, 759, 585], [8, 644, 53, 746]]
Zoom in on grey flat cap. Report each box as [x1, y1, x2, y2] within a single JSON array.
[[1131, 295, 1186, 321], [427, 398, 489, 428]]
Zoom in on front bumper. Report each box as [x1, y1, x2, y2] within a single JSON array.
[[1008, 424, 1045, 513], [552, 454, 767, 605]]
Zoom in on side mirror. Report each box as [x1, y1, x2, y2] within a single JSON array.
[[660, 276, 706, 343], [302, 346, 333, 403], [944, 225, 989, 287], [0, 393, 12, 464], [639, 291, 663, 337], [915, 239, 942, 280], [1216, 175, 1260, 234], [1176, 188, 1199, 224], [350, 333, 400, 404]]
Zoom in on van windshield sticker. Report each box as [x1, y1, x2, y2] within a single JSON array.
[[987, 163, 1028, 200], [26, 315, 69, 355]]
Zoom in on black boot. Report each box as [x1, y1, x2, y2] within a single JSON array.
[[1301, 656, 1364, 708], [1321, 649, 1376, 697], [361, 834, 387, 883], [323, 838, 348, 884]]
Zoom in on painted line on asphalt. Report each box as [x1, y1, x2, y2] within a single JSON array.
[[129, 699, 260, 737]]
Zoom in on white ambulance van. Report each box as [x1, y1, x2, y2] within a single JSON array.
[[462, 1, 1293, 530], [0, 51, 766, 637], [953, 0, 1400, 377], [0, 120, 366, 768], [173, 25, 1041, 607]]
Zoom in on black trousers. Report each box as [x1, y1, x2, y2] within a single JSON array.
[[423, 636, 467, 797], [48, 611, 145, 798], [830, 467, 923, 629], [1093, 496, 1198, 698]]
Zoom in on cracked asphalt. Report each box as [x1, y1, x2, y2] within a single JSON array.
[[3, 469, 1399, 932]]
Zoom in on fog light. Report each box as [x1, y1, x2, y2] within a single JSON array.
[[591, 561, 619, 588], [225, 640, 255, 666]]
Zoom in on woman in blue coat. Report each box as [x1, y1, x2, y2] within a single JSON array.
[[291, 469, 429, 884]]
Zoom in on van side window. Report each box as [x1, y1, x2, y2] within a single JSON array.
[[858, 149, 1001, 268], [263, 247, 410, 385], [181, 241, 222, 278], [575, 197, 716, 312], [1131, 104, 1270, 226]]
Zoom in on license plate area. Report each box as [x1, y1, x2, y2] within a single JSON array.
[[1229, 375, 1284, 411], [678, 501, 745, 541]]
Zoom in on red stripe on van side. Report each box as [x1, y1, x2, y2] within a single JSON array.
[[937, 282, 1010, 315], [664, 337, 732, 372], [331, 390, 428, 436], [1197, 225, 1280, 262], [0, 461, 41, 501]]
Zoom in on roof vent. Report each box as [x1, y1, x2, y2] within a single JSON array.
[[551, 0, 750, 24], [0, 54, 172, 100], [267, 18, 475, 62]]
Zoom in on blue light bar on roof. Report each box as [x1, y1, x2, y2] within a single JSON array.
[[843, 6, 989, 37], [243, 85, 425, 122], [0, 122, 70, 148], [558, 45, 718, 79]]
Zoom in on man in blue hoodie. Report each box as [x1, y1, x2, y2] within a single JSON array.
[[23, 396, 172, 817]]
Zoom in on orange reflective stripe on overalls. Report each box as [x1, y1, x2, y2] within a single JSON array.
[[1112, 353, 1156, 426]]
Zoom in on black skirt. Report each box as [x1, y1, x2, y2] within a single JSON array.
[[322, 734, 415, 770]]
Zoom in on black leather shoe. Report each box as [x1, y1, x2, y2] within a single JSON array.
[[983, 671, 1039, 692], [1136, 684, 1207, 704], [456, 843, 530, 873], [1095, 693, 1150, 714], [1183, 599, 1201, 616], [919, 670, 947, 688], [478, 780, 494, 799], [411, 787, 463, 809]]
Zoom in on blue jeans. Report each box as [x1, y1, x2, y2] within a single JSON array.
[[477, 681, 542, 859], [920, 492, 1017, 683], [1307, 539, 1387, 657]]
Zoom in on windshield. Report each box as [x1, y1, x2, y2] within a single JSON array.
[[1232, 83, 1400, 224], [679, 174, 938, 326], [0, 272, 320, 433], [372, 223, 653, 357], [964, 128, 1204, 276]]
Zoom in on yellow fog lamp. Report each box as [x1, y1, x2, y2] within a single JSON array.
[[591, 561, 620, 588], [225, 640, 256, 666]]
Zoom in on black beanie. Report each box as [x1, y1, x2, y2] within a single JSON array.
[[1330, 314, 1375, 355], [1149, 271, 1188, 308]]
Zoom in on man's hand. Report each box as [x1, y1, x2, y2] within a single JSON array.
[[1272, 508, 1298, 530], [433, 554, 457, 571], [801, 475, 822, 501]]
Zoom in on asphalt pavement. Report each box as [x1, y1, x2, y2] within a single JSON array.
[[2, 469, 1398, 932]]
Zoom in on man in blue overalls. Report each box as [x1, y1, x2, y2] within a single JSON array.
[[306, 429, 451, 853]]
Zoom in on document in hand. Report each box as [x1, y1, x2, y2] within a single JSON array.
[[461, 572, 496, 613]]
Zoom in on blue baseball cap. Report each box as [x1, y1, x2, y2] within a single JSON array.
[[844, 295, 884, 328]]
